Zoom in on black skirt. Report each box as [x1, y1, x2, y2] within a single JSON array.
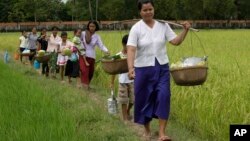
[[65, 60, 80, 78]]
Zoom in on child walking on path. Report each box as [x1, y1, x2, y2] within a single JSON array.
[[65, 29, 83, 87], [18, 31, 28, 63], [37, 28, 49, 77], [110, 34, 134, 121], [57, 31, 73, 83]]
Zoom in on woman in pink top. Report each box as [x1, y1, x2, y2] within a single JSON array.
[[80, 20, 109, 89]]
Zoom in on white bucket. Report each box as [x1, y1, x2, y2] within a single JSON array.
[[107, 90, 118, 114]]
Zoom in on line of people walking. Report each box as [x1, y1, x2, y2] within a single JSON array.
[[18, 20, 109, 90]]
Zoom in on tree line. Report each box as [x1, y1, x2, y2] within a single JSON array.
[[0, 0, 249, 23]]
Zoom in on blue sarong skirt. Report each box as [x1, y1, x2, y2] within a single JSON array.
[[134, 59, 171, 125]]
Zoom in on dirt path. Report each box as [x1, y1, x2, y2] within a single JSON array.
[[86, 90, 160, 141]]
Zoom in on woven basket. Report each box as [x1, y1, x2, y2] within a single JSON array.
[[101, 58, 128, 75], [20, 52, 34, 56], [34, 54, 51, 63], [170, 66, 208, 86]]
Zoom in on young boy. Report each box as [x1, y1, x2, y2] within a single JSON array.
[[110, 34, 134, 121], [64, 29, 83, 87]]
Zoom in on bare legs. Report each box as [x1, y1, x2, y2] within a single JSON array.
[[121, 103, 133, 121], [144, 122, 151, 136], [59, 65, 65, 82], [159, 119, 167, 138]]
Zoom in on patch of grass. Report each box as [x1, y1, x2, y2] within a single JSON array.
[[0, 60, 139, 141]]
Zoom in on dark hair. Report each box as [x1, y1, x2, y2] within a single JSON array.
[[61, 31, 67, 37], [41, 27, 47, 31], [51, 26, 59, 31], [122, 34, 129, 45], [74, 28, 81, 35], [137, 0, 154, 11], [86, 20, 100, 31], [32, 27, 37, 30]]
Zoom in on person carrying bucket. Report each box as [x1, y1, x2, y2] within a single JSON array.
[[110, 34, 134, 122]]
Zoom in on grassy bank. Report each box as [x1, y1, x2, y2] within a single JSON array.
[[0, 60, 139, 141]]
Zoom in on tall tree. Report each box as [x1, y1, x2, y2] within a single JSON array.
[[99, 0, 124, 20], [182, 0, 204, 20], [0, 0, 18, 22], [123, 0, 138, 19], [154, 0, 175, 20], [203, 0, 236, 20], [0, 0, 248, 22], [235, 0, 250, 19]]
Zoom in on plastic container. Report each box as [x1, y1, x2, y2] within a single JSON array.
[[33, 60, 40, 69]]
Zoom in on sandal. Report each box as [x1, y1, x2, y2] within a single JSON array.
[[158, 136, 171, 141]]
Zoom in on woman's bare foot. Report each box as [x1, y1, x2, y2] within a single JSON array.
[[127, 115, 133, 121], [142, 132, 151, 141], [77, 84, 82, 89], [83, 84, 89, 90], [144, 123, 151, 140], [158, 136, 171, 141]]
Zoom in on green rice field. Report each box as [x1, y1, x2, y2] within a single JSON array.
[[0, 29, 249, 141]]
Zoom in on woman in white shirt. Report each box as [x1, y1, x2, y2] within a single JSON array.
[[127, 1, 190, 141], [80, 20, 109, 89], [18, 31, 28, 62]]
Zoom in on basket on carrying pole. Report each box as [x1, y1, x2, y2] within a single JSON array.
[[170, 65, 208, 86], [169, 29, 208, 86], [34, 54, 51, 63], [170, 56, 208, 86], [20, 52, 35, 57], [101, 58, 128, 75]]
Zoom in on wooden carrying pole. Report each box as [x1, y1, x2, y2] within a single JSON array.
[[158, 20, 199, 32]]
